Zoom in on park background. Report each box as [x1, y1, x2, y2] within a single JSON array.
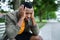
[[0, 0, 60, 40]]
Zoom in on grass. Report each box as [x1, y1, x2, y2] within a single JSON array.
[[35, 18, 47, 29], [37, 22, 47, 29], [42, 20, 47, 22]]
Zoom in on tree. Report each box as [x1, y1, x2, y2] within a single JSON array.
[[9, 0, 21, 10], [42, 11, 56, 19], [33, 0, 57, 22], [13, 0, 21, 10]]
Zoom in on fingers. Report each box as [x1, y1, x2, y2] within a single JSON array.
[[31, 7, 34, 14], [19, 5, 24, 11], [19, 5, 26, 18], [19, 5, 26, 11], [19, 5, 26, 14], [24, 7, 27, 11]]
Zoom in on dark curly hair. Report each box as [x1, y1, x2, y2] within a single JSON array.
[[21, 2, 33, 8]]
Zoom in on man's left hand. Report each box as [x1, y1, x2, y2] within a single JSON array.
[[30, 8, 34, 19]]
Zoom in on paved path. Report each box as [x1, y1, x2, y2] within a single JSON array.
[[47, 19, 58, 22], [39, 22, 60, 40]]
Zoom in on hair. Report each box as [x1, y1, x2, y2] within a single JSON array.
[[21, 2, 33, 8]]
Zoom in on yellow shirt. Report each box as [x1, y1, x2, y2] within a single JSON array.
[[18, 21, 25, 34]]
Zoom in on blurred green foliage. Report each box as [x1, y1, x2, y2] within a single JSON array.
[[0, 10, 8, 13], [0, 0, 58, 22], [42, 11, 56, 19], [33, 0, 57, 21]]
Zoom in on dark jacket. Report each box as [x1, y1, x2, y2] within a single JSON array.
[[3, 10, 39, 40]]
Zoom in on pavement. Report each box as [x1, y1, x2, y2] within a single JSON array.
[[47, 19, 58, 22], [39, 22, 60, 40]]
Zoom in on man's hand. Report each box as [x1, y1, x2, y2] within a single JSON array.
[[17, 5, 26, 27], [30, 8, 34, 19], [30, 35, 43, 40], [30, 8, 36, 26], [19, 5, 26, 19]]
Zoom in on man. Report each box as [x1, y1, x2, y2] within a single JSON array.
[[5, 2, 43, 40]]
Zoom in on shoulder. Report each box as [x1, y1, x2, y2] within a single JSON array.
[[7, 10, 18, 16], [5, 10, 19, 21], [5, 10, 18, 18]]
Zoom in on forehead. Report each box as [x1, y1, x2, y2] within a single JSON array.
[[25, 7, 33, 13]]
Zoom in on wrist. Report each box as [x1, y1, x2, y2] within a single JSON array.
[[21, 17, 24, 20], [31, 18, 36, 26], [31, 18, 35, 21], [31, 17, 34, 20], [17, 17, 24, 27]]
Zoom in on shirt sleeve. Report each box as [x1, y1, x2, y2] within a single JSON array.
[[30, 24, 39, 35], [5, 14, 20, 39]]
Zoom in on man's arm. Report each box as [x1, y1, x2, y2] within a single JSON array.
[[5, 5, 26, 40], [5, 14, 25, 40], [5, 14, 20, 40], [30, 18, 39, 35], [30, 8, 39, 35]]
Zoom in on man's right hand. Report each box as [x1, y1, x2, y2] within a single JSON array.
[[19, 5, 26, 19], [17, 5, 26, 27]]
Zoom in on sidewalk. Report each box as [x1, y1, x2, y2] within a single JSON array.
[[39, 22, 60, 40]]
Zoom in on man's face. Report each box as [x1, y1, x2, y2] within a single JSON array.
[[25, 7, 33, 20]]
